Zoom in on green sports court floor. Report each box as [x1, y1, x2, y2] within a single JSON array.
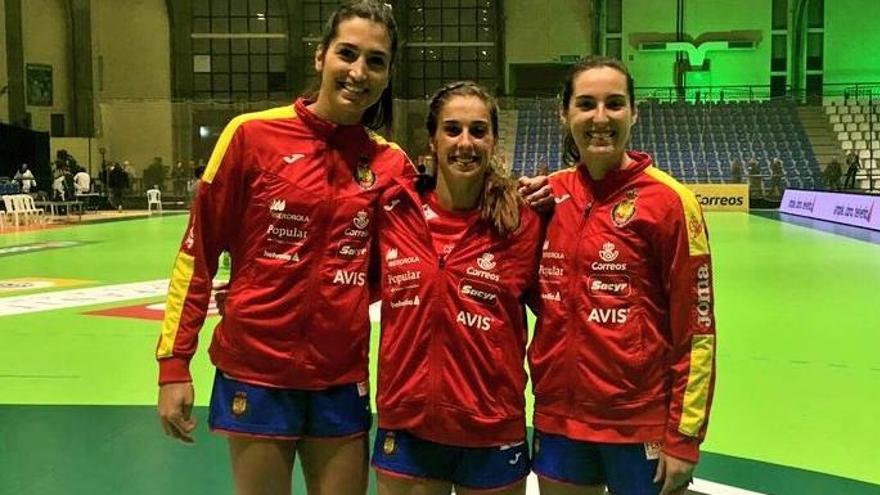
[[1, 212, 878, 495]]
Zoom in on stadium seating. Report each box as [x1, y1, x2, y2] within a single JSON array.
[[509, 98, 823, 190], [823, 96, 879, 188]]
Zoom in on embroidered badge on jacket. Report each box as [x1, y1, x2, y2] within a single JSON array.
[[355, 155, 377, 189], [611, 189, 638, 227]]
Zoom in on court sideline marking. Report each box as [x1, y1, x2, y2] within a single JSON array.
[[0, 280, 170, 316], [0, 278, 388, 321]]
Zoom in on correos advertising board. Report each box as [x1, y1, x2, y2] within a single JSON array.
[[685, 184, 749, 212]]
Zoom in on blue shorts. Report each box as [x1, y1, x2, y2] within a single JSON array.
[[532, 430, 665, 495], [372, 429, 530, 491], [208, 370, 371, 439]]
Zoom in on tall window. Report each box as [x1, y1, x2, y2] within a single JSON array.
[[301, 0, 343, 82], [405, 0, 499, 98], [604, 0, 623, 59], [191, 0, 288, 101]]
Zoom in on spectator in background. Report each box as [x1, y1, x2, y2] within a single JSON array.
[[108, 162, 130, 211], [122, 160, 136, 191], [825, 158, 843, 191], [767, 157, 785, 198], [14, 164, 37, 193], [186, 164, 206, 205], [747, 157, 763, 196], [730, 158, 743, 183], [74, 168, 91, 195], [171, 161, 188, 196], [844, 150, 860, 189], [52, 173, 67, 201]]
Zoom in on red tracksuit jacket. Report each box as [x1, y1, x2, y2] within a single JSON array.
[[376, 177, 543, 447], [156, 98, 413, 389], [529, 151, 716, 462]]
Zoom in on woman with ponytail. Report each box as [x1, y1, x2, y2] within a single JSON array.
[[371, 81, 543, 495]]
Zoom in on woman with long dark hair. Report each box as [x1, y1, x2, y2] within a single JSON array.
[[156, 2, 409, 494]]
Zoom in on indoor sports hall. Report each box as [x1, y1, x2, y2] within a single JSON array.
[[1, 1, 878, 494]]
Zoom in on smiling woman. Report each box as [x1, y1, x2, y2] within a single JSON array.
[[530, 57, 717, 495], [371, 81, 543, 495], [154, 2, 416, 495], [306, 1, 399, 131]]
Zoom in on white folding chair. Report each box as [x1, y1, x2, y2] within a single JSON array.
[[2, 195, 22, 226], [147, 189, 163, 214], [11, 195, 36, 225], [21, 195, 46, 224]]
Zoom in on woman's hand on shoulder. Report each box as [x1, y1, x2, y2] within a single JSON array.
[[518, 175, 553, 213]]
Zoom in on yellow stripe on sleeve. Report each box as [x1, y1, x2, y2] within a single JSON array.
[[156, 252, 196, 358], [202, 105, 297, 184], [366, 129, 404, 152], [645, 167, 710, 256], [678, 334, 715, 436]]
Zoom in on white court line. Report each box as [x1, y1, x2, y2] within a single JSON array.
[[691, 477, 768, 495], [0, 286, 380, 319], [0, 279, 170, 316], [519, 474, 767, 495]]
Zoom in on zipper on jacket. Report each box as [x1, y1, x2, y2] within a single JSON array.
[[566, 198, 593, 407], [297, 149, 338, 365], [428, 251, 447, 420]]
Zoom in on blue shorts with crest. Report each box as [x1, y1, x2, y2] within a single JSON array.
[[208, 370, 371, 439]]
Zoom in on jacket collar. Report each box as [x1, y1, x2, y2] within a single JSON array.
[[294, 97, 371, 148], [577, 150, 653, 200]]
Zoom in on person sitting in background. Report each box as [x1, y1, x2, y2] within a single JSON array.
[[767, 157, 785, 198], [74, 168, 91, 195], [730, 159, 743, 183], [14, 164, 36, 193], [52, 173, 67, 201], [747, 157, 763, 196]]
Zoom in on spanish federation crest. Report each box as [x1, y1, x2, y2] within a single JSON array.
[[611, 189, 638, 227], [231, 391, 248, 416], [383, 431, 396, 455], [355, 155, 377, 189]]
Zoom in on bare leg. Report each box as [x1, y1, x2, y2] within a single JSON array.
[[228, 436, 297, 495], [297, 434, 369, 495], [376, 471, 452, 495], [538, 476, 606, 495], [457, 479, 526, 495]]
